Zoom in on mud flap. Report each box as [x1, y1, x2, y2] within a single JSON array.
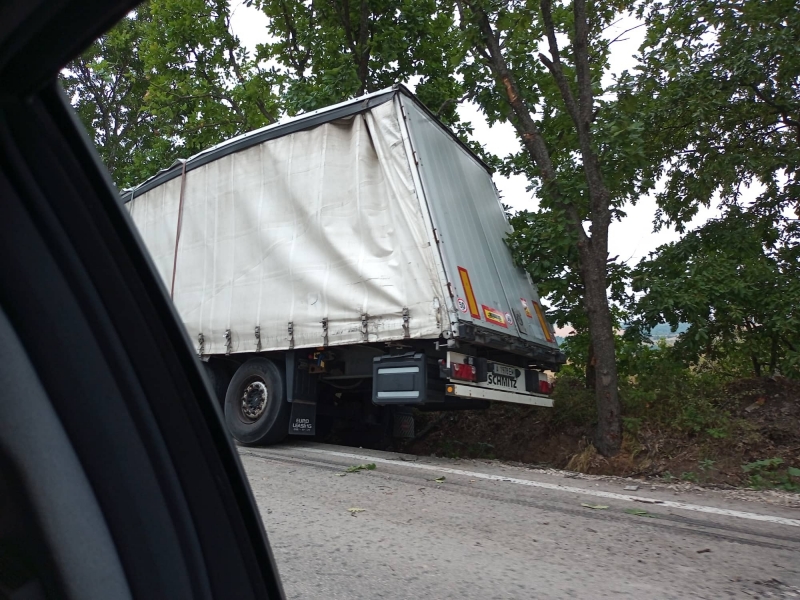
[[392, 406, 415, 439], [289, 399, 316, 435], [372, 353, 427, 405]]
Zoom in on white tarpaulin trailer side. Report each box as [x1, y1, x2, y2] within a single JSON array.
[[124, 86, 561, 363]]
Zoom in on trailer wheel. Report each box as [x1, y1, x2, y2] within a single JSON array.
[[224, 358, 290, 446]]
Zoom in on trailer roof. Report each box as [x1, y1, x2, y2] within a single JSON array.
[[120, 84, 492, 202]]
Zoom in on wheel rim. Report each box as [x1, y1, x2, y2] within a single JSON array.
[[240, 378, 269, 421]]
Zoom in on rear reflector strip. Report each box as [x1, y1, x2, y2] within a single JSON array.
[[533, 301, 554, 343], [457, 267, 481, 319]]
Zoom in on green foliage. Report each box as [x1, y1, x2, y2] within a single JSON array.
[[622, 416, 642, 436], [697, 458, 716, 483], [698, 458, 715, 472], [507, 211, 631, 334], [637, 0, 800, 229], [631, 209, 800, 378], [551, 375, 596, 427], [616, 340, 732, 435], [742, 458, 800, 491], [64, 0, 474, 189], [256, 0, 466, 126], [435, 439, 496, 460], [345, 463, 376, 472], [60, 8, 167, 189], [62, 0, 800, 421], [630, 0, 800, 379], [475, 0, 646, 345], [706, 428, 728, 440], [143, 0, 281, 153], [62, 0, 282, 188], [556, 332, 743, 438]]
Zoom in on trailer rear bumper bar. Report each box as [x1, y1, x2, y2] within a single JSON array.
[[446, 383, 553, 407]]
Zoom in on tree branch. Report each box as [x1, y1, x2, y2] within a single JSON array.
[[748, 83, 800, 131], [356, 0, 371, 93], [607, 23, 645, 46], [435, 95, 467, 117], [224, 15, 277, 124], [278, 0, 311, 77], [573, 0, 594, 133], [539, 0, 581, 127], [465, 1, 587, 245]]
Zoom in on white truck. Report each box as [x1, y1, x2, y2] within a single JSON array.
[[122, 85, 565, 445]]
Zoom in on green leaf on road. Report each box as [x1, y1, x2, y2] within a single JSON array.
[[348, 508, 365, 516], [435, 476, 446, 483], [625, 508, 655, 518], [345, 463, 376, 473], [581, 503, 609, 510]]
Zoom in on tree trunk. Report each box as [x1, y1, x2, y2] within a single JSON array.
[[751, 353, 762, 377], [769, 335, 778, 375], [579, 250, 621, 454], [585, 339, 596, 390]]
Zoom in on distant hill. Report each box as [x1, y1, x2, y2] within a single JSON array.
[[553, 323, 689, 347], [647, 323, 689, 345], [648, 323, 689, 336]]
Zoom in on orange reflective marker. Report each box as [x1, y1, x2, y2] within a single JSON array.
[[457, 267, 481, 319], [533, 301, 555, 342]]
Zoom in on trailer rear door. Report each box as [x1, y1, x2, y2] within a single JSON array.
[[398, 95, 558, 350]]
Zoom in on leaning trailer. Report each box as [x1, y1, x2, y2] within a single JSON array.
[[123, 85, 565, 445]]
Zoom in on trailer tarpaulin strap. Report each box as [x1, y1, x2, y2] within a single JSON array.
[[170, 159, 188, 299]]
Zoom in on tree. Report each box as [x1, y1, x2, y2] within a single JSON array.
[[631, 209, 800, 378], [61, 8, 167, 189], [637, 0, 800, 229], [142, 0, 282, 155], [256, 0, 464, 122], [630, 0, 800, 377], [62, 0, 283, 188], [453, 0, 656, 455]]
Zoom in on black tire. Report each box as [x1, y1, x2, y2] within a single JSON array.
[[224, 358, 290, 446]]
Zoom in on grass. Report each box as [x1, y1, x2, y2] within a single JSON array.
[[742, 458, 800, 492], [565, 443, 600, 472]]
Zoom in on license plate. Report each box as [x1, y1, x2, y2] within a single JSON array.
[[485, 362, 524, 391], [492, 364, 515, 377]]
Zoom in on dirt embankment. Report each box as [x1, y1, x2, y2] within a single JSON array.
[[399, 377, 800, 489]]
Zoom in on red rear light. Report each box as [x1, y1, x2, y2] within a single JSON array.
[[539, 379, 553, 395], [451, 362, 477, 382]]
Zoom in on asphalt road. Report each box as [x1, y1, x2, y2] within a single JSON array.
[[241, 442, 800, 599]]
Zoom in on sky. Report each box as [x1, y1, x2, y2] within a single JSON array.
[[229, 3, 718, 268]]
